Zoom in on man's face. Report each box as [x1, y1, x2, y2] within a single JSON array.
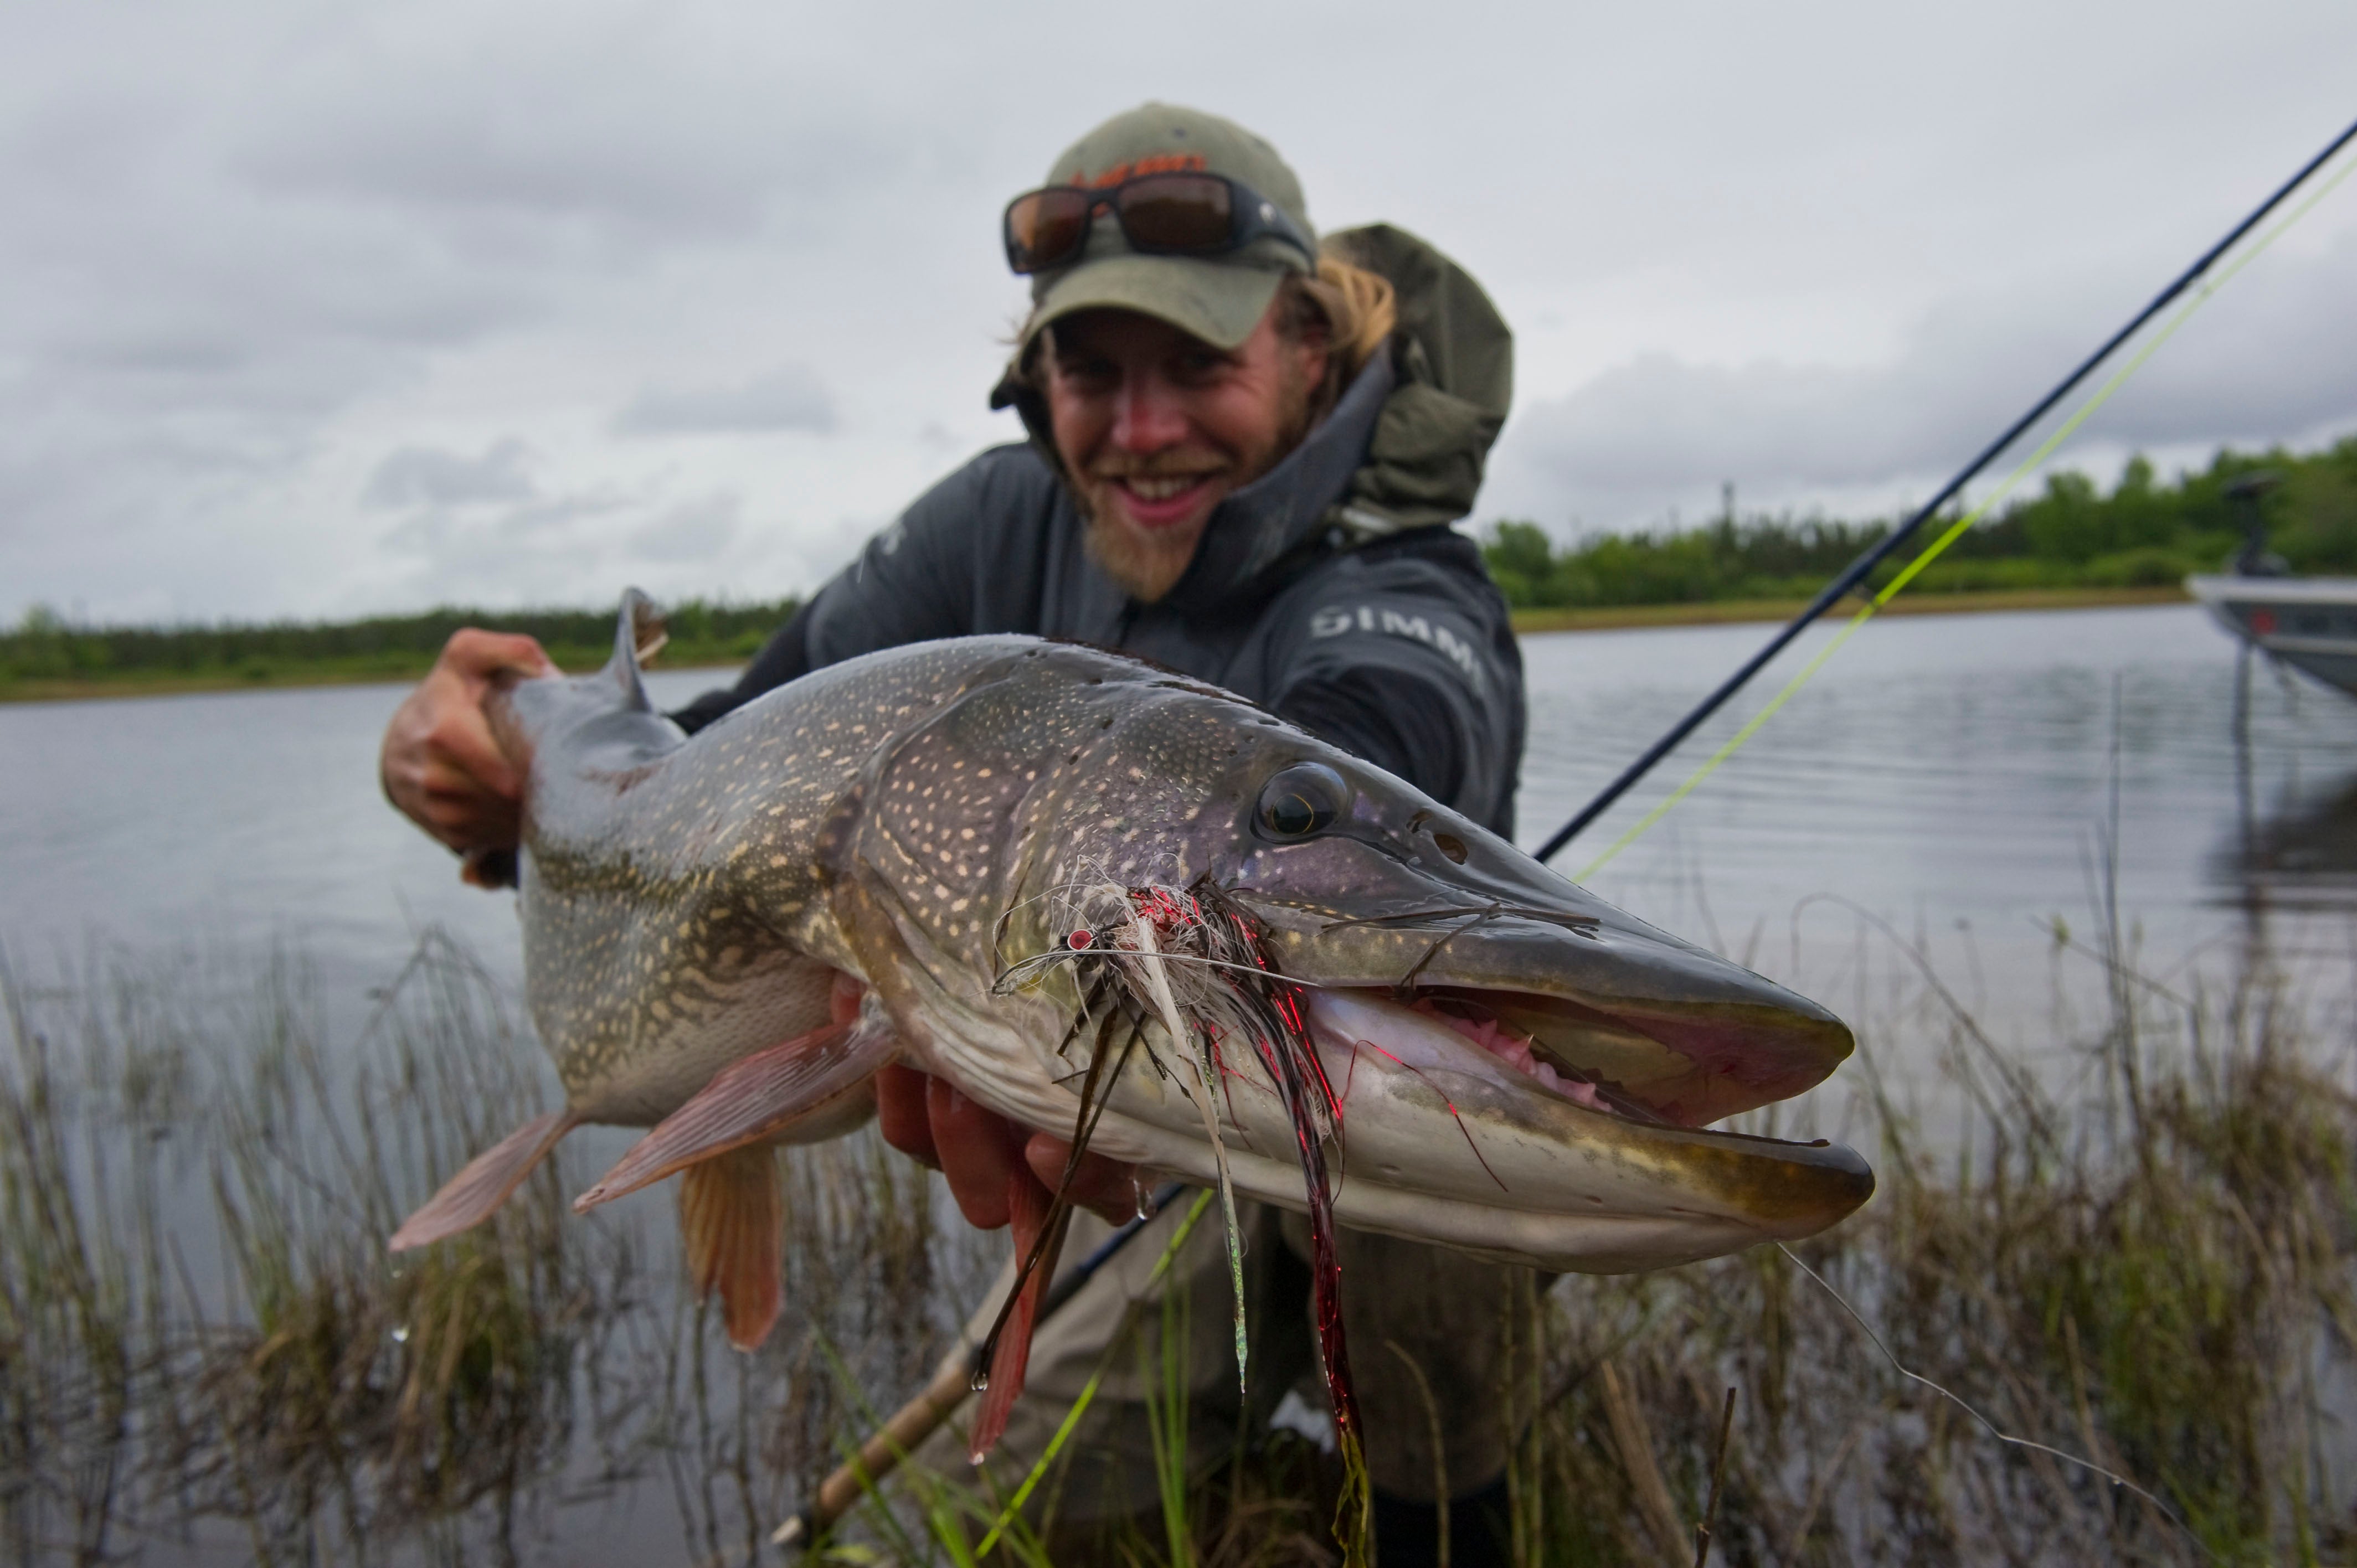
[[1043, 303, 1328, 603]]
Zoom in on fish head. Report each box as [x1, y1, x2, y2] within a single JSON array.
[[1225, 753, 1855, 1126], [845, 642, 1872, 1273]]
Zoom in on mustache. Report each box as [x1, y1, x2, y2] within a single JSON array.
[[1084, 453, 1226, 482]]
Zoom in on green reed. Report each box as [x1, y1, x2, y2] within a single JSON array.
[[3, 912, 2351, 1566], [0, 933, 985, 1566], [1495, 930, 2357, 1567], [840, 920, 2356, 1567]]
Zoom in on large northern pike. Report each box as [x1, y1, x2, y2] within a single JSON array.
[[391, 592, 1872, 1453]]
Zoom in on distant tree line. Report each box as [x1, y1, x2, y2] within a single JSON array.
[[1480, 439, 2357, 610], [13, 439, 2357, 690], [0, 597, 800, 686]]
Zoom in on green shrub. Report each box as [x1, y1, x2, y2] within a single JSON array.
[[1476, 439, 2357, 610]]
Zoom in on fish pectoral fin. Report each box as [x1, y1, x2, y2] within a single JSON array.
[[389, 1108, 579, 1251], [680, 1145, 783, 1352], [573, 1018, 894, 1213]]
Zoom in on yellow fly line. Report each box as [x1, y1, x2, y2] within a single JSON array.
[[1572, 147, 2357, 885]]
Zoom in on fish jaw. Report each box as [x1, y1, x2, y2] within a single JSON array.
[[1229, 806, 1857, 1129], [1196, 796, 1872, 1268], [1042, 982, 1869, 1273], [1302, 988, 1868, 1269]]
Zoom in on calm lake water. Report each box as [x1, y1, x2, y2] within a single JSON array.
[[4, 603, 2354, 1053], [7, 601, 2357, 1563]]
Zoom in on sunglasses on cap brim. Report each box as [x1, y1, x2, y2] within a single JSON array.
[[1002, 172, 1316, 276]]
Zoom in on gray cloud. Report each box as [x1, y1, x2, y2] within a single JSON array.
[[362, 439, 537, 509], [220, 13, 917, 267], [2, 0, 2354, 622], [614, 366, 835, 437], [629, 494, 741, 563], [1489, 229, 2357, 529]]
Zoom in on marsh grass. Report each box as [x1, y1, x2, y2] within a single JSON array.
[[851, 919, 2357, 1567], [3, 915, 2352, 1565], [1492, 925, 2357, 1567], [0, 932, 988, 1566]]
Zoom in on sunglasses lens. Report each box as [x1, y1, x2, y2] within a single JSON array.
[[1115, 174, 1233, 252], [1006, 189, 1092, 272]]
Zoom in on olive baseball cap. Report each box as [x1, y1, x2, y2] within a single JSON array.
[[1015, 103, 1318, 354]]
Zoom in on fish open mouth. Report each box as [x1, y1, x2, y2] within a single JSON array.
[[1226, 880, 1856, 1131], [1405, 988, 1660, 1121], [1262, 979, 1872, 1257], [1330, 979, 1851, 1134]]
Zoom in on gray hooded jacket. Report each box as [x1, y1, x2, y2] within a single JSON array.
[[673, 225, 1525, 835]]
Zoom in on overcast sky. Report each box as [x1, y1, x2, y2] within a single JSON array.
[[6, 2, 2355, 625]]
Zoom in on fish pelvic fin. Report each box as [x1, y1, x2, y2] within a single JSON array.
[[389, 1108, 579, 1251], [680, 1145, 784, 1352], [604, 587, 666, 713], [572, 1017, 894, 1212], [967, 1167, 1068, 1463]]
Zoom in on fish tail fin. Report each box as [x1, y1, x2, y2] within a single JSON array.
[[605, 587, 667, 712], [967, 1168, 1066, 1463], [680, 1144, 784, 1352], [390, 1109, 578, 1251]]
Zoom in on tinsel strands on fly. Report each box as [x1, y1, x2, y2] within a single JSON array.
[[1201, 889, 1369, 1556]]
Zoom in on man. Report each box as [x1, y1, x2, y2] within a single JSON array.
[[380, 103, 1526, 1562]]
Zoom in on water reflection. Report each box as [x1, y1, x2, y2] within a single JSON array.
[[2217, 752, 2357, 914], [2205, 638, 2357, 920]]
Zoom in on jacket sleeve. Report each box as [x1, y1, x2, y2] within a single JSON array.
[[670, 452, 1015, 734], [1263, 534, 1526, 837]]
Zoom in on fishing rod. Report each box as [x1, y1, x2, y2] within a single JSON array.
[[773, 112, 2357, 1556], [770, 1181, 1187, 1551], [1534, 110, 2357, 866]]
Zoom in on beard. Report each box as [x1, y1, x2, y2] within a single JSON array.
[[1079, 497, 1212, 605], [1074, 363, 1319, 605]]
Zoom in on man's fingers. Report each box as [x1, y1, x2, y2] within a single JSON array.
[[874, 1064, 938, 1170], [421, 702, 525, 802], [1023, 1134, 1147, 1227], [928, 1076, 1020, 1230], [380, 627, 555, 851], [441, 628, 557, 685], [878, 1051, 1143, 1229]]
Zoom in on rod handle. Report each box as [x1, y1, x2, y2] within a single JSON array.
[[773, 1353, 975, 1549]]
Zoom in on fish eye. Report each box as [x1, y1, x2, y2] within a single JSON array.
[[1256, 762, 1349, 839]]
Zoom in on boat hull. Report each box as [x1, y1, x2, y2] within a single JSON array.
[[2186, 574, 2357, 698]]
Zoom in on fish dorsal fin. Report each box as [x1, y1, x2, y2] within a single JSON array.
[[604, 587, 667, 713]]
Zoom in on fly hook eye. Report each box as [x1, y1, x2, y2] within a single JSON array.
[[1255, 762, 1350, 839]]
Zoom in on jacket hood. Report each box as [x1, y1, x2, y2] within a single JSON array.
[[990, 223, 1514, 614]]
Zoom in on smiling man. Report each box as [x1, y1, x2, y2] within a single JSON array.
[[380, 103, 1522, 1562], [1050, 307, 1316, 602]]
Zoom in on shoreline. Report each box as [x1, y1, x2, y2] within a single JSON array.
[[1507, 582, 2189, 635], [0, 585, 2193, 705]]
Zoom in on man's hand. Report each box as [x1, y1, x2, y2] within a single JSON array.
[[874, 1062, 1146, 1228], [380, 630, 557, 875]]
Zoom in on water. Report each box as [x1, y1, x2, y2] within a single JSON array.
[[0, 667, 722, 1019], [4, 605, 2352, 1048], [1518, 604, 2357, 1045], [6, 602, 2355, 1562]]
